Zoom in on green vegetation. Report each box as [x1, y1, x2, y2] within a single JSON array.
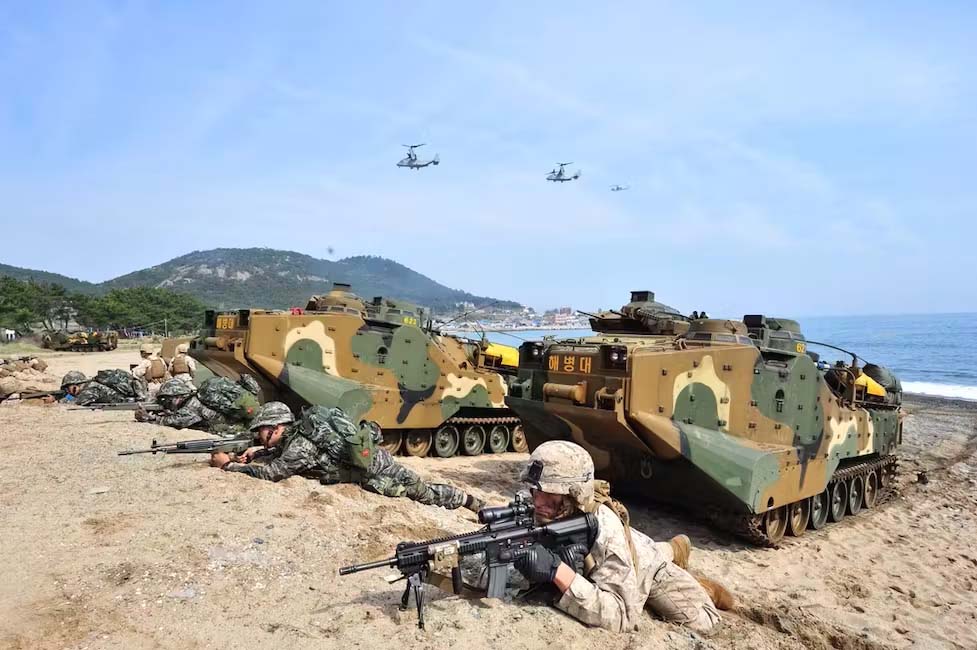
[[1, 247, 521, 314], [73, 287, 206, 333], [0, 276, 74, 332], [0, 263, 98, 295], [0, 277, 205, 335]]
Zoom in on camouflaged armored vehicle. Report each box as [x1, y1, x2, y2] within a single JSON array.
[[43, 329, 118, 352], [190, 283, 526, 457], [507, 301, 902, 546]]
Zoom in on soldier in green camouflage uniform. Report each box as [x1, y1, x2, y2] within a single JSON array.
[[59, 371, 89, 403], [75, 369, 148, 406], [136, 376, 259, 435], [211, 402, 483, 511]]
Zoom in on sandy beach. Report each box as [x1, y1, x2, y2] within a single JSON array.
[[1, 349, 975, 649]]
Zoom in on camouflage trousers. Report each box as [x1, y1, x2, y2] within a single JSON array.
[[643, 542, 721, 635], [360, 448, 467, 509]]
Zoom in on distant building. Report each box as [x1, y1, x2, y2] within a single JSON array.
[[2, 329, 16, 342]]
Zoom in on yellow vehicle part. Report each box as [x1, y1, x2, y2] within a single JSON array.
[[854, 373, 887, 397], [483, 342, 519, 368]]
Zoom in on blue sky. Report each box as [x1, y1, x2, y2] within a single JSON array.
[[1, 2, 975, 316]]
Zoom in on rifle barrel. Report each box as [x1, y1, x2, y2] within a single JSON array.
[[338, 557, 397, 575]]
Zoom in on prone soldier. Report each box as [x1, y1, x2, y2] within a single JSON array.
[[135, 376, 258, 435], [210, 401, 484, 512], [484, 441, 732, 634]]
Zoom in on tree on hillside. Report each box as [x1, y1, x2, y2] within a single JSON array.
[[73, 287, 206, 334], [0, 276, 72, 332]]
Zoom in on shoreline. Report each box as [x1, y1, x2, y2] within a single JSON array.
[[903, 392, 977, 411]]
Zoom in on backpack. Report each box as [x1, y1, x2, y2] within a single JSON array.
[[586, 480, 639, 571], [197, 377, 259, 420], [95, 369, 142, 399], [298, 405, 376, 471]]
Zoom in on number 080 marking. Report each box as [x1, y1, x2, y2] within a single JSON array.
[[216, 315, 236, 329]]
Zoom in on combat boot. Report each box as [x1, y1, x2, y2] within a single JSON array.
[[669, 534, 692, 569], [695, 574, 735, 611]]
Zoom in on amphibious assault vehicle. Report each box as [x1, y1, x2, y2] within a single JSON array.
[[189, 283, 526, 457], [42, 329, 119, 352], [506, 293, 903, 546]]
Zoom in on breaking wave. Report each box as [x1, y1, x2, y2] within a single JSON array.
[[903, 382, 977, 402]]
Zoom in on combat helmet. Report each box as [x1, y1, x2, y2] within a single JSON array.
[[139, 344, 154, 356], [175, 342, 190, 354], [157, 378, 195, 399], [521, 440, 595, 510], [61, 370, 88, 390], [249, 401, 295, 431]]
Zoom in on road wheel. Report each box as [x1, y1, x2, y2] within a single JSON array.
[[879, 464, 892, 489], [808, 491, 829, 529], [828, 481, 848, 522], [863, 470, 879, 508], [405, 430, 432, 457], [461, 425, 486, 456], [787, 499, 810, 537], [762, 505, 788, 545], [487, 425, 509, 454], [847, 475, 864, 516], [380, 430, 403, 455], [510, 424, 529, 453], [434, 425, 460, 458]]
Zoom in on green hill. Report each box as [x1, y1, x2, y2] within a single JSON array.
[[0, 263, 99, 295], [2, 248, 520, 312]]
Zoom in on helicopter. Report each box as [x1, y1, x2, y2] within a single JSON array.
[[397, 144, 440, 170], [610, 184, 630, 192], [546, 162, 581, 182]]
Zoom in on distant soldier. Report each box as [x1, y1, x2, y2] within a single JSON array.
[[169, 342, 196, 386], [211, 402, 485, 512], [132, 344, 169, 397], [136, 377, 257, 435], [75, 369, 148, 405]]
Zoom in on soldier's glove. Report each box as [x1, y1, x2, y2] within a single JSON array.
[[558, 543, 589, 575], [134, 407, 153, 422], [513, 546, 562, 584]]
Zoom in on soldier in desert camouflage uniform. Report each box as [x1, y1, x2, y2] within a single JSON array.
[[135, 376, 259, 435], [499, 441, 731, 634], [132, 344, 168, 397], [210, 402, 484, 512], [168, 342, 196, 385]]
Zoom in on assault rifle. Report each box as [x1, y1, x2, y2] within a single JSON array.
[[118, 435, 252, 456], [0, 389, 64, 403], [69, 402, 161, 412], [338, 492, 598, 629]]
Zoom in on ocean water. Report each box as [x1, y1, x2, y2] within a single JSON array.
[[475, 313, 977, 401]]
